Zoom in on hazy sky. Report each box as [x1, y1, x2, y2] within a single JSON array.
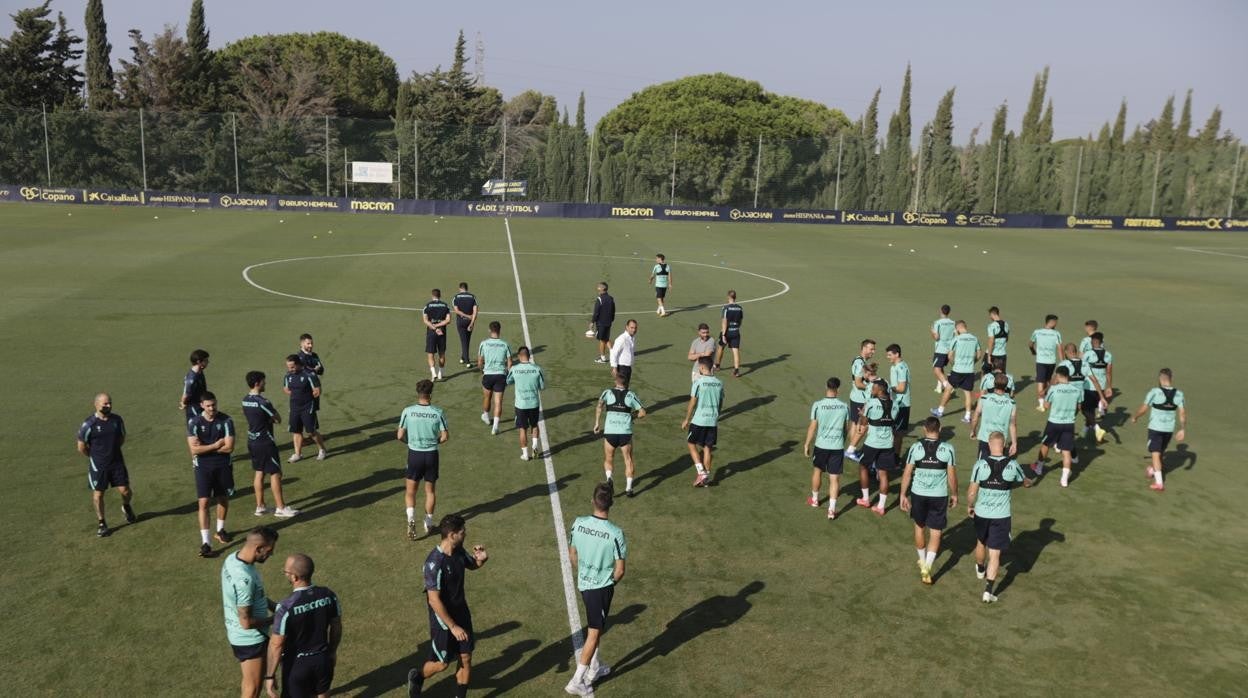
[[9, 0, 1246, 141]]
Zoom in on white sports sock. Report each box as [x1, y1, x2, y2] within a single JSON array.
[[573, 663, 588, 681], [626, 477, 634, 490], [430, 367, 437, 378], [492, 417, 499, 428], [424, 513, 434, 524], [812, 490, 819, 500], [200, 529, 210, 545], [531, 437, 539, 449], [694, 463, 705, 474], [406, 507, 415, 522], [877, 493, 886, 507], [861, 488, 869, 500], [521, 447, 529, 459], [1153, 470, 1164, 485], [925, 550, 937, 566], [605, 470, 613, 481], [216, 519, 225, 532], [916, 548, 925, 561]]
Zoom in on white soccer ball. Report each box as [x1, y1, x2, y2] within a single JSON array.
[[584, 329, 596, 338], [313, 235, 318, 239]]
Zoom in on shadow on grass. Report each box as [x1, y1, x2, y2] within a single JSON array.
[[932, 516, 977, 583], [541, 397, 597, 422], [460, 473, 581, 523], [599, 583, 763, 684], [1163, 444, 1196, 474], [336, 621, 522, 697], [719, 395, 776, 423], [630, 455, 691, 496], [547, 430, 600, 457], [714, 440, 797, 483], [740, 353, 790, 376], [996, 517, 1065, 596], [634, 343, 672, 358], [664, 303, 710, 317]]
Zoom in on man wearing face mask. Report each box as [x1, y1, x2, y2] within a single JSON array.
[[222, 526, 280, 698], [77, 392, 136, 537]]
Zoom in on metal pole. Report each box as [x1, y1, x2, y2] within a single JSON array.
[[584, 131, 594, 203], [912, 129, 924, 212], [992, 140, 1003, 214], [1149, 150, 1161, 216], [324, 115, 329, 197], [1228, 143, 1243, 217], [501, 119, 508, 204], [414, 121, 420, 200], [139, 108, 148, 190], [41, 103, 51, 187], [670, 130, 678, 206], [232, 113, 240, 194], [834, 133, 844, 210], [753, 134, 763, 209], [1071, 145, 1084, 216], [343, 148, 348, 198]]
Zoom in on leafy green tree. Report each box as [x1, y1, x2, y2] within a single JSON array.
[[0, 1, 83, 109], [84, 0, 115, 109], [918, 88, 965, 210], [878, 65, 912, 209]]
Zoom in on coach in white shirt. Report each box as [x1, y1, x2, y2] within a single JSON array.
[[610, 319, 638, 385]]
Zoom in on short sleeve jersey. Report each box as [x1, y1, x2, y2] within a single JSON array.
[[241, 394, 278, 443], [399, 403, 448, 452], [284, 370, 319, 407], [1078, 335, 1095, 355], [272, 586, 340, 658], [600, 388, 643, 435], [970, 457, 1026, 519], [987, 320, 1010, 357], [979, 372, 1016, 394], [890, 361, 911, 408], [1082, 349, 1112, 391], [951, 333, 981, 373], [1144, 386, 1185, 432], [506, 362, 545, 409], [570, 515, 627, 591], [1058, 358, 1087, 385], [222, 552, 269, 646], [78, 414, 125, 468], [809, 397, 848, 450], [690, 376, 724, 427], [689, 337, 715, 366], [1044, 383, 1083, 425], [298, 350, 324, 376], [422, 300, 451, 332], [453, 292, 478, 317], [932, 317, 956, 353], [478, 338, 512, 376], [721, 303, 744, 335], [1031, 328, 1062, 364], [976, 392, 1017, 443], [906, 439, 956, 497], [850, 357, 870, 404], [423, 546, 473, 625], [183, 369, 207, 408], [651, 263, 670, 288], [863, 397, 896, 449], [188, 413, 234, 468]]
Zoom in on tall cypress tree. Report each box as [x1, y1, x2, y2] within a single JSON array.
[[879, 65, 912, 209], [919, 87, 963, 210], [185, 0, 214, 108], [1013, 68, 1052, 212], [84, 0, 115, 109], [861, 88, 881, 208], [973, 102, 1009, 212]]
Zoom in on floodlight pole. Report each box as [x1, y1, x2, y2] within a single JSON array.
[[1071, 145, 1084, 216], [324, 115, 330, 197], [414, 120, 420, 200], [343, 148, 348, 198], [834, 133, 844, 210], [1229, 143, 1243, 218], [1149, 151, 1161, 216], [992, 140, 1003, 214], [753, 134, 763, 209], [232, 113, 240, 194], [139, 108, 148, 191], [501, 119, 508, 204], [41, 103, 51, 187], [670, 130, 678, 206], [585, 131, 595, 203]]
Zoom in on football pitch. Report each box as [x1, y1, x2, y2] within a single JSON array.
[[2, 203, 1245, 696]]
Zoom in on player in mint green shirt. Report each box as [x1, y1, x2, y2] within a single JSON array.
[[931, 305, 956, 392], [567, 483, 627, 696], [850, 380, 900, 514], [221, 526, 279, 694], [1080, 332, 1113, 443], [1029, 314, 1062, 409], [506, 346, 546, 461], [900, 417, 958, 584], [970, 373, 1018, 461], [986, 306, 1010, 372], [803, 377, 850, 518], [844, 339, 876, 461], [593, 373, 646, 495], [397, 379, 450, 539], [1078, 319, 1099, 355], [1034, 366, 1083, 487], [477, 321, 513, 435], [1131, 368, 1187, 491], [683, 357, 724, 487], [977, 369, 1015, 399], [933, 322, 981, 423], [648, 253, 671, 317], [967, 432, 1032, 603], [886, 344, 911, 452]]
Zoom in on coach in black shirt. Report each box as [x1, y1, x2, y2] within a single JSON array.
[[591, 282, 616, 364], [452, 283, 479, 368], [266, 553, 342, 698]]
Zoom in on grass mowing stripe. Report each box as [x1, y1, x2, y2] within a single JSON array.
[[503, 215, 586, 660], [1173, 246, 1248, 260]]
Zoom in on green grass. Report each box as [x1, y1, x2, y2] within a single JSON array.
[[2, 203, 1245, 696]]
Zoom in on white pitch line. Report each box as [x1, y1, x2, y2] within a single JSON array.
[[502, 218, 586, 656], [1174, 246, 1248, 260]]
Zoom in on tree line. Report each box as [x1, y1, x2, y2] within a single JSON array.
[[0, 0, 1242, 215]]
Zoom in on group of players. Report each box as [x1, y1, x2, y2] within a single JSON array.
[[73, 258, 1190, 697]]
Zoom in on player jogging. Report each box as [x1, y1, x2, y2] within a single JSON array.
[[932, 321, 981, 423], [593, 374, 646, 496], [715, 290, 744, 377], [1060, 342, 1109, 446], [931, 305, 956, 392], [844, 339, 876, 462], [265, 553, 342, 698], [1032, 366, 1082, 487], [407, 514, 488, 698], [900, 417, 957, 585], [967, 432, 1032, 603], [221, 526, 279, 698], [77, 392, 136, 537], [975, 367, 1015, 401], [649, 253, 671, 317], [283, 355, 327, 462], [852, 380, 899, 515], [452, 283, 479, 368], [986, 306, 1009, 372], [506, 346, 545, 461], [477, 321, 513, 435], [1131, 368, 1187, 492], [242, 372, 298, 519], [970, 373, 1019, 461], [1029, 314, 1062, 410], [188, 391, 235, 558], [181, 348, 210, 421], [1082, 332, 1113, 442], [683, 357, 724, 487], [803, 377, 850, 519], [422, 289, 452, 381], [397, 379, 450, 539], [565, 483, 627, 697]]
